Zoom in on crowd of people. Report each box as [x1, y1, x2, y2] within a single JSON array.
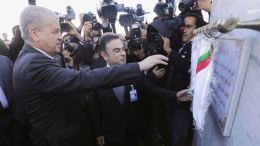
[[0, 0, 212, 146]]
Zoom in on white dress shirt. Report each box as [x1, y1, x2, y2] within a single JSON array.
[[0, 86, 9, 109]]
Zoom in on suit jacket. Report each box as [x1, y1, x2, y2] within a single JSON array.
[[0, 55, 13, 113], [89, 84, 144, 144], [13, 44, 142, 146], [167, 42, 192, 108], [0, 55, 14, 146]]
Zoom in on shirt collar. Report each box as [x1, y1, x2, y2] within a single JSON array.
[[33, 47, 54, 59]]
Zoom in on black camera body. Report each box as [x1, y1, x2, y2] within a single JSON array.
[[118, 4, 146, 27], [65, 5, 76, 21], [83, 12, 102, 30], [119, 14, 144, 27], [153, 0, 175, 19], [63, 41, 75, 53], [146, 31, 164, 56], [60, 22, 72, 33], [145, 15, 183, 57], [97, 0, 118, 21], [178, 0, 196, 12], [127, 23, 143, 51]]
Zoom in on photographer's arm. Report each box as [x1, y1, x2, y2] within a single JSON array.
[[83, 22, 93, 41], [101, 16, 112, 33], [66, 21, 84, 42], [76, 13, 84, 33]]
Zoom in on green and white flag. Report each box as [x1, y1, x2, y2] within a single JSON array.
[[190, 34, 215, 132]]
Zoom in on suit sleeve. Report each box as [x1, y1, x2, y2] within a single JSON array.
[[28, 54, 141, 93], [137, 74, 177, 101], [0, 56, 14, 114]]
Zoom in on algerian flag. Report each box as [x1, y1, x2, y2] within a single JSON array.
[[190, 34, 215, 133]]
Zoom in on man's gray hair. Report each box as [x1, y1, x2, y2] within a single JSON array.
[[19, 6, 58, 43]]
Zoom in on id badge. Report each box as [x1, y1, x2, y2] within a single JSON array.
[[130, 85, 138, 102]]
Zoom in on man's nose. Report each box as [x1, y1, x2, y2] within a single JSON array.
[[120, 50, 126, 56], [57, 32, 62, 41]]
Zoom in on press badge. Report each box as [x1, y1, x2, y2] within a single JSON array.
[[130, 85, 138, 102]]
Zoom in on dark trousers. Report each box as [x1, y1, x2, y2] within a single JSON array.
[[156, 104, 193, 146], [0, 112, 13, 146], [171, 108, 193, 146]]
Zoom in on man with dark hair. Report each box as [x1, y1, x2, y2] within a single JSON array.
[[162, 11, 207, 146], [89, 33, 192, 146], [13, 6, 168, 146]]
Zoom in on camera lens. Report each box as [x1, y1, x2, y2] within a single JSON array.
[[93, 22, 102, 30], [128, 39, 142, 51]]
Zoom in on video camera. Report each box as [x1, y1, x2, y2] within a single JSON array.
[[178, 0, 196, 13], [127, 23, 143, 51], [64, 5, 76, 21], [153, 0, 176, 19], [60, 22, 73, 33], [83, 12, 102, 30], [97, 0, 118, 22], [146, 16, 183, 54], [28, 0, 36, 5], [146, 26, 164, 56], [118, 4, 147, 27]]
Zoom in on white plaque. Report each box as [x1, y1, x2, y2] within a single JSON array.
[[210, 38, 254, 136]]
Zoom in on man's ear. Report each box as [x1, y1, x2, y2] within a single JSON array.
[[29, 27, 40, 42], [100, 51, 108, 61]]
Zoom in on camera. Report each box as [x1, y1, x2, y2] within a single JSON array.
[[146, 15, 183, 53], [28, 0, 36, 5], [153, 0, 175, 19], [146, 27, 164, 56], [127, 23, 143, 51], [178, 0, 195, 12], [83, 12, 102, 30], [63, 41, 75, 53], [60, 22, 72, 33], [118, 4, 147, 26], [97, 0, 118, 21], [65, 5, 76, 21]]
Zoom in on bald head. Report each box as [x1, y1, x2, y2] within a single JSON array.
[[19, 5, 59, 43]]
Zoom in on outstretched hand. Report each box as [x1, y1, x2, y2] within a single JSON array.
[[138, 55, 168, 71], [176, 89, 193, 102]]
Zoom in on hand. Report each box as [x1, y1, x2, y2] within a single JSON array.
[[176, 89, 193, 102], [62, 50, 73, 65], [162, 36, 171, 55], [96, 136, 105, 146], [83, 22, 93, 37], [79, 13, 84, 25], [138, 55, 168, 71], [101, 16, 109, 27], [194, 0, 212, 13], [153, 66, 166, 79]]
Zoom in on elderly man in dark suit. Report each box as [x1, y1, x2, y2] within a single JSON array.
[[0, 55, 14, 146], [13, 5, 168, 146]]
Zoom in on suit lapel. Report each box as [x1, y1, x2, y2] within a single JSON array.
[[110, 87, 124, 106]]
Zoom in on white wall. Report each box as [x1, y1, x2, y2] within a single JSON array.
[[193, 0, 260, 146]]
